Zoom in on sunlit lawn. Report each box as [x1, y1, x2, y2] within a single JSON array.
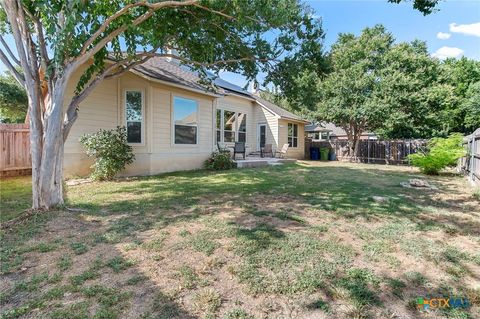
[[1, 162, 479, 318]]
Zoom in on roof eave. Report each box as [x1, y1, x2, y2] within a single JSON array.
[[128, 69, 223, 98], [255, 99, 309, 124], [279, 116, 310, 124], [224, 91, 256, 101]]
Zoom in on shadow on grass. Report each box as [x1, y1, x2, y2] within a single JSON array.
[[65, 163, 480, 237], [1, 163, 478, 318]]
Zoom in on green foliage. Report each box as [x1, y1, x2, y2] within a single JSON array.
[[3, 1, 319, 95], [80, 127, 135, 181], [0, 71, 28, 123], [316, 25, 395, 150], [408, 133, 466, 175], [204, 151, 236, 170], [265, 14, 329, 111], [388, 0, 440, 15], [461, 82, 480, 132]]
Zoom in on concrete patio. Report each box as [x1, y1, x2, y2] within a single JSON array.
[[233, 156, 296, 168]]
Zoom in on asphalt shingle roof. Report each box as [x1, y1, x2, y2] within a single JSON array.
[[129, 57, 306, 122], [132, 58, 222, 94]]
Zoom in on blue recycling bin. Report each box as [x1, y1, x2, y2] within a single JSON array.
[[328, 151, 336, 161], [310, 147, 320, 160]]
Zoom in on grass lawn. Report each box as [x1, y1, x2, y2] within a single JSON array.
[[1, 161, 479, 319]]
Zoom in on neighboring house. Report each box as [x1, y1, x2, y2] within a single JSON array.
[[64, 57, 308, 177], [305, 122, 377, 141]]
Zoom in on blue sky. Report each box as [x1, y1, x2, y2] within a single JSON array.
[[220, 0, 480, 88], [1, 0, 479, 89]]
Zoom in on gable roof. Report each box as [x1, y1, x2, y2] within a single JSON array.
[[254, 97, 309, 123], [306, 122, 376, 137], [127, 57, 307, 123]]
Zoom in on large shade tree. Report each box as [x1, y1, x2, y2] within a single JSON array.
[[0, 0, 316, 210], [316, 25, 394, 156]]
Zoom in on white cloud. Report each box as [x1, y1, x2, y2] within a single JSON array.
[[449, 22, 480, 37], [432, 46, 464, 60], [436, 32, 451, 40]]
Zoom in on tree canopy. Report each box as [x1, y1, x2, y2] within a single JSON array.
[[388, 0, 440, 15]]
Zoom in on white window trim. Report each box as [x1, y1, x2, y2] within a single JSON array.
[[124, 89, 145, 146], [216, 109, 223, 144], [237, 113, 247, 143], [288, 123, 299, 148], [172, 95, 199, 146], [216, 109, 247, 144]]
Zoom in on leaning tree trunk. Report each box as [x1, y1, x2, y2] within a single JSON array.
[[30, 83, 68, 210]]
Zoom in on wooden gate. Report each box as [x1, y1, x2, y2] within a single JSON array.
[[0, 124, 31, 177]]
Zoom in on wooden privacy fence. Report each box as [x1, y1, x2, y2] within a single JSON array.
[[305, 138, 427, 164], [458, 128, 480, 186], [0, 123, 31, 177]]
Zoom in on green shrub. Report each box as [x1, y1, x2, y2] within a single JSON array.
[[80, 127, 135, 180], [204, 151, 236, 170], [408, 133, 466, 175]]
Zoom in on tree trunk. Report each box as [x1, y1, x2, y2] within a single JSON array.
[[353, 137, 360, 161], [30, 83, 68, 210]]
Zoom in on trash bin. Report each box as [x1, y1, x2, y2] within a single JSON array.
[[328, 150, 336, 161], [310, 147, 320, 160], [320, 148, 329, 161]]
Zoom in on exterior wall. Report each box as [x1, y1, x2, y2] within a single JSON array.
[[63, 68, 306, 177], [253, 102, 279, 151], [216, 95, 255, 152], [64, 69, 215, 177], [64, 66, 118, 176], [278, 119, 305, 159]]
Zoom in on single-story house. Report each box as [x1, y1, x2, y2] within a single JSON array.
[[305, 122, 377, 141], [64, 57, 308, 177]]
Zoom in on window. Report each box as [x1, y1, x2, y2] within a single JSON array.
[[174, 96, 198, 144], [238, 113, 246, 142], [216, 109, 222, 143], [288, 123, 298, 147], [125, 90, 143, 144], [308, 132, 319, 140], [215, 109, 247, 143], [223, 110, 236, 142], [321, 132, 329, 140]]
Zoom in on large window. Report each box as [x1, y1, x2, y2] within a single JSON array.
[[174, 96, 198, 144], [238, 113, 246, 142], [223, 110, 236, 142], [125, 90, 143, 144], [216, 109, 247, 143], [288, 123, 298, 148]]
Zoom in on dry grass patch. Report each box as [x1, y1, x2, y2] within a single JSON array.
[[1, 162, 479, 318]]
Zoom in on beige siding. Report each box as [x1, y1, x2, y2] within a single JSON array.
[[64, 66, 118, 176], [278, 119, 305, 159], [217, 95, 255, 151], [253, 102, 279, 151], [63, 70, 215, 177], [64, 67, 118, 155], [63, 67, 305, 177]]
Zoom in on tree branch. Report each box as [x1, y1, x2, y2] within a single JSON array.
[[192, 3, 235, 20], [0, 48, 25, 86], [0, 35, 21, 66], [74, 0, 199, 68]]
